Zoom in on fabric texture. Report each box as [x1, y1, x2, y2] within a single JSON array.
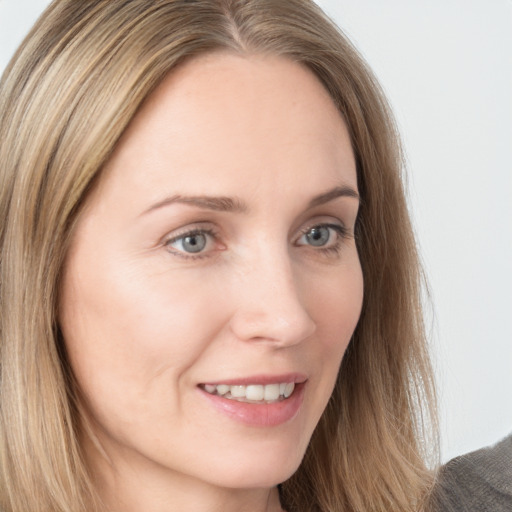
[[433, 433, 512, 511]]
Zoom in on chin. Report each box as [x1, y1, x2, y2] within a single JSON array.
[[214, 462, 301, 490], [194, 436, 308, 490]]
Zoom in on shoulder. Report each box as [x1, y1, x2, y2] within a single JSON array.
[[433, 433, 512, 512]]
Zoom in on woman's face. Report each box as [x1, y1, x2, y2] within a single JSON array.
[[60, 53, 363, 495]]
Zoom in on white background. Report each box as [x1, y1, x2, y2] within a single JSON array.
[[1, 0, 511, 463]]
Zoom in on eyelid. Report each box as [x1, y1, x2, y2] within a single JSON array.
[[296, 222, 347, 242], [296, 215, 349, 236]]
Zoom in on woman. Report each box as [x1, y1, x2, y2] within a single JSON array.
[[0, 1, 437, 511]]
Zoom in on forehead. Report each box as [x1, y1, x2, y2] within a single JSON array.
[[96, 52, 356, 207]]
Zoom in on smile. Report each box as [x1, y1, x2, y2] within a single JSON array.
[[201, 382, 295, 403]]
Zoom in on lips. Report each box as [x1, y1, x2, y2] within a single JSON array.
[[198, 375, 307, 426]]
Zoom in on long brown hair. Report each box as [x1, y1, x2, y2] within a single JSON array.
[[0, 1, 438, 510]]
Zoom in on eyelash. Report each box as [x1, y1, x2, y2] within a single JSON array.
[[164, 223, 351, 260]]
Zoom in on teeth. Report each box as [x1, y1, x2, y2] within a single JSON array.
[[202, 382, 296, 402], [264, 383, 280, 401], [216, 384, 230, 395], [230, 385, 246, 398], [246, 385, 264, 401], [283, 382, 295, 398]]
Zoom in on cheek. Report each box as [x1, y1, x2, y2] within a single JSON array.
[[306, 261, 363, 389], [312, 262, 363, 346], [58, 265, 235, 461], [58, 255, 225, 410]]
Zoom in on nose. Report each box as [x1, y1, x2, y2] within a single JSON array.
[[228, 250, 316, 347]]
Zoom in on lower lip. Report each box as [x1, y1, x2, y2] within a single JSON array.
[[198, 383, 306, 427]]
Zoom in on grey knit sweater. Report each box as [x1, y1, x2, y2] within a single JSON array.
[[433, 433, 512, 511]]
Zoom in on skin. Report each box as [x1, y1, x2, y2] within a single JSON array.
[[59, 53, 363, 512]]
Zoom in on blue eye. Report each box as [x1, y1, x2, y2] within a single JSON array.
[[166, 230, 213, 255], [178, 233, 207, 253], [297, 224, 349, 253], [304, 226, 331, 246], [297, 224, 347, 249]]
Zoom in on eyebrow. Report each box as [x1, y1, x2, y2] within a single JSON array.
[[141, 185, 359, 216], [141, 195, 248, 216], [307, 185, 360, 208]]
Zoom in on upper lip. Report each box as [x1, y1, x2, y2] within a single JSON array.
[[199, 373, 308, 386]]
